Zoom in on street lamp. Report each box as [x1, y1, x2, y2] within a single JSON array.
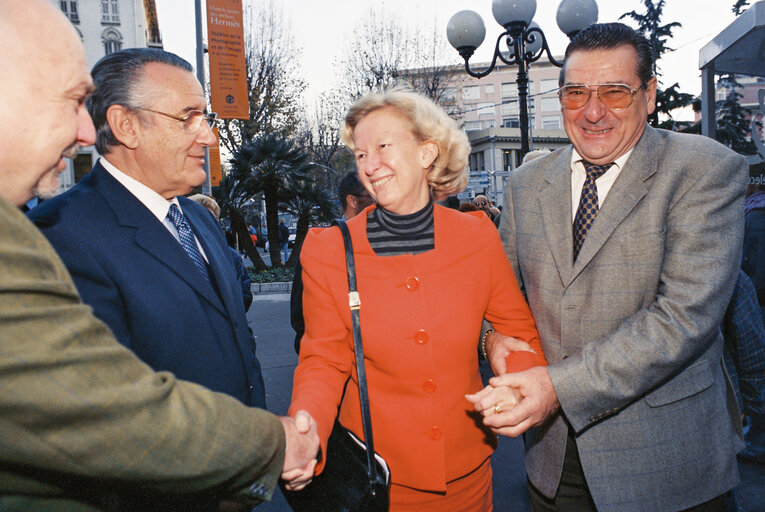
[[447, 0, 598, 160]]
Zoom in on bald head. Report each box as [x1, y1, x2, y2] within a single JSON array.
[[0, 0, 95, 206]]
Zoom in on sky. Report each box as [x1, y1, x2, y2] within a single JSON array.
[[155, 0, 742, 120]]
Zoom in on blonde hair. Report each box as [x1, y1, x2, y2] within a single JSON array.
[[188, 194, 220, 219], [341, 89, 470, 199]]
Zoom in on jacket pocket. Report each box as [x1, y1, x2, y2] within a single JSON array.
[[644, 359, 714, 407]]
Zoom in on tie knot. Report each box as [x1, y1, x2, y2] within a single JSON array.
[[167, 203, 184, 226], [583, 161, 613, 181]]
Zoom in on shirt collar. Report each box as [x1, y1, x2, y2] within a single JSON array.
[[570, 147, 634, 173], [99, 157, 180, 222]]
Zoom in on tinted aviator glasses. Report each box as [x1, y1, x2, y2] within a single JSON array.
[[135, 107, 218, 133], [558, 81, 648, 110]]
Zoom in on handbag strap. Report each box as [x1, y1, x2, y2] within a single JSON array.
[[333, 218, 382, 484]]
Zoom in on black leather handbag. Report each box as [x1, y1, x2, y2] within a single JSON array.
[[281, 219, 390, 512]]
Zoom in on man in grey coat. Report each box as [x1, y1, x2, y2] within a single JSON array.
[[469, 23, 746, 511]]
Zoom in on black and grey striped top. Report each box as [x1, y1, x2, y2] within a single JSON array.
[[366, 201, 435, 256]]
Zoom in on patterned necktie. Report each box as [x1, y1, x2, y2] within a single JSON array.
[[166, 204, 210, 282], [573, 161, 612, 261]]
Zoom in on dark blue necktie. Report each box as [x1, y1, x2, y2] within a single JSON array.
[[573, 162, 612, 261], [167, 204, 209, 282]]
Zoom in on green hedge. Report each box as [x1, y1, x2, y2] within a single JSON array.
[[248, 266, 294, 283]]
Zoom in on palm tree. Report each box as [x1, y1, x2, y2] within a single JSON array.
[[213, 173, 268, 271], [281, 178, 338, 266], [229, 133, 313, 266]]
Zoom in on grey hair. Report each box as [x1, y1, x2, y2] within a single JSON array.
[[87, 48, 192, 154]]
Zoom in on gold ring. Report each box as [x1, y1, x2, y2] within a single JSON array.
[[493, 402, 503, 414]]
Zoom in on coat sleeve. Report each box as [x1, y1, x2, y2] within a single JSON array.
[[480, 216, 547, 371], [549, 150, 748, 433], [288, 228, 354, 473], [0, 203, 285, 505]]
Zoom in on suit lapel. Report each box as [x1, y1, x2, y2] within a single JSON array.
[[538, 149, 575, 287], [90, 164, 227, 316], [182, 199, 236, 319], [569, 125, 659, 282]]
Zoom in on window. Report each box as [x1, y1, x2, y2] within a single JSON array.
[[502, 117, 520, 128], [73, 152, 93, 183], [469, 151, 485, 171], [463, 121, 481, 132], [60, 0, 79, 23], [485, 84, 495, 95], [541, 97, 559, 112], [542, 116, 561, 130], [482, 119, 495, 129], [462, 86, 480, 101], [501, 100, 519, 116], [527, 81, 535, 95], [102, 28, 123, 55], [102, 0, 120, 23], [443, 87, 457, 102], [541, 79, 559, 94], [502, 149, 514, 171], [477, 102, 494, 117], [501, 82, 517, 97]]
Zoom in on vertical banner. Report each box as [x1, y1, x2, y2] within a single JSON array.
[[207, 0, 249, 120], [209, 127, 222, 186]]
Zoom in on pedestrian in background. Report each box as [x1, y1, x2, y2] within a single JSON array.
[[279, 217, 290, 264]]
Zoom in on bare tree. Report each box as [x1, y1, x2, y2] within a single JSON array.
[[335, 7, 459, 111], [216, 0, 305, 155]]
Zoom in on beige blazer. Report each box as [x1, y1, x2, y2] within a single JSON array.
[[0, 198, 284, 511]]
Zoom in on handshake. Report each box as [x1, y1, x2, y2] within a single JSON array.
[[278, 410, 320, 491]]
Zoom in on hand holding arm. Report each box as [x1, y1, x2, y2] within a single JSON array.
[[484, 330, 535, 375]]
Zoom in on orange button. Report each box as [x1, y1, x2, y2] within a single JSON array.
[[429, 426, 443, 440], [422, 379, 437, 393], [405, 276, 420, 291], [414, 330, 429, 345]]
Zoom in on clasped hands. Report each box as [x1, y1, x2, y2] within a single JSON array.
[[465, 331, 559, 437], [279, 410, 319, 491]]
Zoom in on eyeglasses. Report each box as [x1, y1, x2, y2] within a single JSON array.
[[558, 81, 648, 110], [134, 107, 218, 134]]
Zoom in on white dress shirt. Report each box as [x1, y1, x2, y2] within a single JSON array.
[[569, 148, 634, 222], [99, 157, 209, 261]]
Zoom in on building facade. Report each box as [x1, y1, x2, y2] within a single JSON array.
[[53, 0, 162, 191], [440, 57, 571, 205]]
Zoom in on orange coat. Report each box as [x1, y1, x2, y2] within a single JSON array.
[[289, 204, 545, 492]]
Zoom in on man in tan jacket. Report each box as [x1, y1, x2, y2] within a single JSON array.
[[0, 1, 317, 510]]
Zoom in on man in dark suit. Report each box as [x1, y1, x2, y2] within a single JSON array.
[[469, 23, 747, 511], [30, 48, 267, 410], [0, 1, 317, 510]]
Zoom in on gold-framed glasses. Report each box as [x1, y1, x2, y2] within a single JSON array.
[[134, 107, 218, 134], [558, 81, 648, 110]]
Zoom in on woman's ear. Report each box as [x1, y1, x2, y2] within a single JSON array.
[[419, 140, 439, 169], [106, 105, 139, 149]]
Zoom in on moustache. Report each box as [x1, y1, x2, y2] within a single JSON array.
[[62, 142, 80, 160]]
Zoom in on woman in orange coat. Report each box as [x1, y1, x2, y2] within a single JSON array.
[[288, 90, 546, 511]]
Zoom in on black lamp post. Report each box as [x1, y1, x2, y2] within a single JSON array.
[[447, 0, 598, 160]]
